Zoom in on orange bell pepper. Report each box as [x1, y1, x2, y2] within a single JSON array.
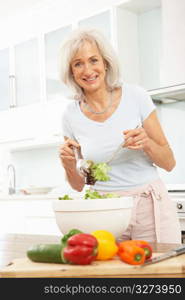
[[132, 240, 153, 260], [118, 240, 145, 265]]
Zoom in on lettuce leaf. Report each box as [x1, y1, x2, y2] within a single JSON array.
[[88, 161, 111, 182], [58, 194, 73, 200], [84, 189, 120, 199]]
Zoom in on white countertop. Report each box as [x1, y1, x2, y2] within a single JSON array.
[[0, 190, 184, 201], [0, 193, 62, 201]]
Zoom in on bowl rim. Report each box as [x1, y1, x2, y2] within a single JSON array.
[[53, 196, 133, 211]]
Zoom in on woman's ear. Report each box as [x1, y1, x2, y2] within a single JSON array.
[[104, 63, 108, 71]]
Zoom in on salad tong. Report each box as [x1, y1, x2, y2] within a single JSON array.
[[73, 147, 96, 185]]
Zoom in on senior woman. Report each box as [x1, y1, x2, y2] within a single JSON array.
[[59, 28, 181, 244]]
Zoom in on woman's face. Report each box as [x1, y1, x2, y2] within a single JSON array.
[[71, 41, 107, 94]]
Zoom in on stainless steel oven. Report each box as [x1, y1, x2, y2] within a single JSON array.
[[169, 191, 185, 243]]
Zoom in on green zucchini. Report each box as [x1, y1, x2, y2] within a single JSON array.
[[27, 244, 64, 264]]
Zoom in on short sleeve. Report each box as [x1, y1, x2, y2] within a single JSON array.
[[138, 88, 156, 122], [61, 110, 75, 140]]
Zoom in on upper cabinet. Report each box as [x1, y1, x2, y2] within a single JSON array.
[[14, 38, 40, 107], [0, 48, 10, 111], [44, 25, 72, 101], [115, 0, 185, 91], [160, 0, 185, 87], [0, 0, 184, 148], [1, 0, 184, 113], [78, 11, 111, 40], [115, 0, 162, 91]]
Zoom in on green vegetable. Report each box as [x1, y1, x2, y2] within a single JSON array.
[[88, 161, 111, 181], [61, 228, 83, 245], [104, 193, 120, 198], [84, 190, 102, 199], [27, 244, 63, 263], [84, 189, 120, 199], [27, 229, 83, 264], [58, 194, 73, 200]]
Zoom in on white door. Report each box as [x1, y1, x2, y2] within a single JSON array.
[[14, 38, 40, 107], [0, 48, 10, 111]]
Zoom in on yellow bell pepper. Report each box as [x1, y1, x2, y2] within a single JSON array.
[[91, 230, 118, 260]]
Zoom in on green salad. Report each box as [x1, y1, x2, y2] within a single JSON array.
[[83, 189, 120, 199], [58, 194, 73, 200], [87, 161, 111, 182], [58, 189, 120, 200]]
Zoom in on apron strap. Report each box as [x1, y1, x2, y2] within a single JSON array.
[[140, 186, 162, 243]]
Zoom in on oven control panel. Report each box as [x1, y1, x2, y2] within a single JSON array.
[[176, 201, 185, 212], [169, 192, 185, 235]]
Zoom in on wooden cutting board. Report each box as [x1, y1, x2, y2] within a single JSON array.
[[1, 253, 185, 278]]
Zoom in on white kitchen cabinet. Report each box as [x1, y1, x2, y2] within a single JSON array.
[[115, 0, 162, 90], [24, 200, 61, 235], [160, 0, 185, 86], [0, 200, 26, 234], [115, 0, 185, 90], [78, 10, 111, 40], [0, 48, 10, 111], [0, 0, 184, 150], [14, 38, 41, 107], [45, 25, 72, 102], [0, 199, 61, 236]]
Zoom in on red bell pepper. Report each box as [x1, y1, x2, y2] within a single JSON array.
[[62, 233, 98, 265]]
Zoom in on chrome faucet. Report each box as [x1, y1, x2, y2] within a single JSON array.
[[7, 164, 16, 194]]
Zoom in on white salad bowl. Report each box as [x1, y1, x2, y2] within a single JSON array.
[[52, 196, 133, 238]]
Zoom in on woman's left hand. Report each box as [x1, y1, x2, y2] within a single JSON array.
[[123, 127, 150, 150]]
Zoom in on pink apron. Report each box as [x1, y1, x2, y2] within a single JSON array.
[[96, 178, 181, 244]]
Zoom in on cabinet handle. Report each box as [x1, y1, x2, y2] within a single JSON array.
[[9, 75, 17, 108]]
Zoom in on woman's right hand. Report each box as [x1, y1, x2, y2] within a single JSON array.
[[59, 137, 80, 170]]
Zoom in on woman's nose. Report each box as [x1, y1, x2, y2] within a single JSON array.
[[83, 63, 92, 75]]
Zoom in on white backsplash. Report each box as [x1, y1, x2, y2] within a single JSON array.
[[11, 146, 65, 190], [156, 101, 185, 184]]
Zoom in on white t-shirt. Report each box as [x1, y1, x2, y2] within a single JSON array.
[[62, 83, 159, 191]]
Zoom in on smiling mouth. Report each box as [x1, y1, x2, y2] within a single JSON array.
[[83, 75, 98, 83]]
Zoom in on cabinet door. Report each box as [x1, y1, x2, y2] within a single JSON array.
[[78, 11, 111, 40], [116, 1, 162, 90], [0, 48, 10, 111], [45, 25, 72, 101], [14, 38, 40, 107]]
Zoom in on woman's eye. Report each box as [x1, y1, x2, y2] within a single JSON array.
[[74, 62, 81, 67], [91, 58, 98, 63]]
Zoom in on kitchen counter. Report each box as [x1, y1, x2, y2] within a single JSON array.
[[0, 193, 61, 201], [0, 233, 184, 278]]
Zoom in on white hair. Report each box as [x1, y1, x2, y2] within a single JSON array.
[[59, 28, 122, 99]]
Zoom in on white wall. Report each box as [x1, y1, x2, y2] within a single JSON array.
[[11, 147, 64, 188], [156, 102, 185, 184]]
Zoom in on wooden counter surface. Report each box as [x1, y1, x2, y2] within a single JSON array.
[[0, 233, 184, 278]]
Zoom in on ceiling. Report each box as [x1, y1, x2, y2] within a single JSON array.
[[0, 0, 46, 19]]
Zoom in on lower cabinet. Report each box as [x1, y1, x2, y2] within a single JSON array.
[[0, 200, 61, 236]]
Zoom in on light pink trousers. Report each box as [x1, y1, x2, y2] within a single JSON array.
[[98, 178, 181, 244]]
